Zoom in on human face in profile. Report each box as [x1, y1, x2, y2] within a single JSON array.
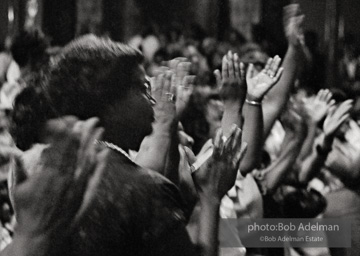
[[102, 65, 155, 151]]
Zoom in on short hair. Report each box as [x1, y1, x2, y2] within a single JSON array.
[[10, 29, 49, 68], [11, 35, 144, 150], [282, 188, 327, 218]]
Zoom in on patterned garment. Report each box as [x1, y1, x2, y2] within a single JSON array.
[[10, 148, 198, 256]]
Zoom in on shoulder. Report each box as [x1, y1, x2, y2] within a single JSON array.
[[74, 151, 187, 253], [99, 151, 186, 223], [104, 151, 182, 201]]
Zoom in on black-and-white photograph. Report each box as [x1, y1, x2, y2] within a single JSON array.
[[0, 0, 359, 255]]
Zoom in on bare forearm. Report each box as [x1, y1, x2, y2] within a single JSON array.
[[263, 135, 302, 193], [240, 103, 263, 175], [135, 128, 172, 174], [299, 134, 333, 184], [164, 125, 181, 184], [263, 46, 301, 138], [297, 122, 318, 162], [221, 102, 242, 138], [197, 197, 220, 256]]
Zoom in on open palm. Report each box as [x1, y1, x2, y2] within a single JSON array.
[[323, 100, 353, 136], [246, 56, 283, 101], [303, 89, 335, 123]]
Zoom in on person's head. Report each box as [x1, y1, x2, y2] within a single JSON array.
[[181, 85, 223, 154], [239, 43, 268, 74], [282, 187, 327, 218], [10, 29, 49, 73], [11, 35, 154, 151]]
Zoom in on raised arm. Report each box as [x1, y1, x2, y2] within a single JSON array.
[[164, 61, 195, 183], [241, 56, 284, 174], [299, 100, 353, 183], [214, 51, 246, 137], [259, 106, 306, 194], [191, 126, 246, 256], [297, 89, 335, 162], [135, 70, 178, 174], [263, 3, 305, 139], [136, 60, 194, 176], [2, 117, 109, 256]]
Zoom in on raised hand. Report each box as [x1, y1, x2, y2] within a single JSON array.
[[166, 58, 195, 118], [246, 56, 284, 101], [345, 119, 360, 148], [283, 3, 305, 47], [152, 71, 177, 129], [302, 89, 335, 124], [13, 117, 109, 247], [281, 99, 307, 135], [192, 125, 247, 200], [175, 71, 195, 119], [214, 51, 247, 104], [323, 99, 353, 137]]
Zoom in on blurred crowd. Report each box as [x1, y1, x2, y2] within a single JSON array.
[[0, 3, 359, 256]]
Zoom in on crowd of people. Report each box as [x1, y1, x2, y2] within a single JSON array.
[[0, 3, 359, 256]]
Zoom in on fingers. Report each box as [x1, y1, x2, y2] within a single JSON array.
[[161, 72, 171, 100], [160, 71, 176, 102], [324, 90, 333, 103], [153, 66, 170, 76], [316, 89, 333, 104], [234, 53, 240, 79], [324, 99, 353, 135], [223, 124, 238, 153], [222, 55, 228, 80], [213, 128, 224, 158], [273, 67, 284, 84], [349, 119, 360, 131], [233, 142, 248, 170], [283, 4, 301, 20], [176, 62, 191, 83], [184, 146, 197, 165], [168, 59, 181, 72], [296, 14, 305, 28], [317, 89, 325, 101], [170, 73, 177, 96], [328, 99, 336, 107], [227, 51, 235, 79], [335, 99, 353, 117], [239, 62, 245, 81], [153, 73, 165, 101], [231, 127, 242, 153], [178, 145, 189, 169], [264, 58, 273, 74], [269, 55, 281, 77], [214, 69, 222, 88], [328, 105, 336, 116], [246, 63, 255, 81], [338, 114, 350, 127], [182, 75, 196, 90]]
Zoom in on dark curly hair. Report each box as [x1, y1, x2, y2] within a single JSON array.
[[10, 29, 49, 69], [11, 35, 144, 150]]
